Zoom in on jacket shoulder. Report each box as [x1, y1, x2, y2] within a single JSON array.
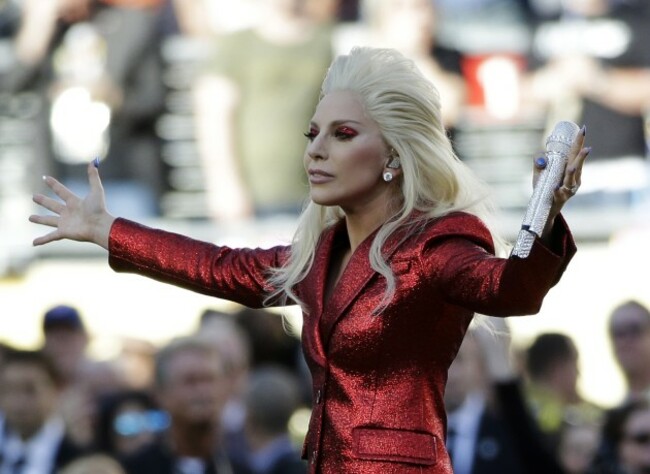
[[417, 212, 495, 254]]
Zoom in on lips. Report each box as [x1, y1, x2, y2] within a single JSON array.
[[308, 169, 334, 184]]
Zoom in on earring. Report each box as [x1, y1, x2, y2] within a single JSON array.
[[387, 158, 400, 169], [383, 172, 393, 182], [387, 148, 400, 169]]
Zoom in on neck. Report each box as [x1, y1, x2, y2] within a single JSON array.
[[343, 197, 400, 252], [169, 421, 218, 458]]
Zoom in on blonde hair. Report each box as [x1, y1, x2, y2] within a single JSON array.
[[266, 47, 506, 314]]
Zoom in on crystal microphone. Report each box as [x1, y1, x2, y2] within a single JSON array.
[[511, 121, 580, 258]]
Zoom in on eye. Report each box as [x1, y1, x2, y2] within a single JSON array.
[[334, 126, 358, 140], [304, 127, 318, 141]]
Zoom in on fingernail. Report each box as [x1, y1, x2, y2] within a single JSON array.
[[535, 156, 547, 168], [582, 125, 586, 136], [93, 157, 100, 168], [585, 146, 592, 156], [42, 175, 47, 181]]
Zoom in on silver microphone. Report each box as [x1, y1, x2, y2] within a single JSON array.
[[511, 121, 580, 258]]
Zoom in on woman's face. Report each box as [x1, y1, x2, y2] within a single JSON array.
[[620, 408, 650, 474], [304, 90, 399, 213]]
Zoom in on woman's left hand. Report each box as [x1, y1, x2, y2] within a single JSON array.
[[535, 125, 590, 240]]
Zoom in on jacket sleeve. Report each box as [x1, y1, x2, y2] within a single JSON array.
[[108, 218, 290, 308], [423, 214, 576, 316]]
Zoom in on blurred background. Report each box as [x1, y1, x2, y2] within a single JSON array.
[[0, 0, 650, 468]]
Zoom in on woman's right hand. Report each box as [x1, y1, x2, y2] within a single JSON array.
[[29, 160, 115, 250]]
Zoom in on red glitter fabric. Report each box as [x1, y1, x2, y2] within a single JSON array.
[[108, 212, 576, 473]]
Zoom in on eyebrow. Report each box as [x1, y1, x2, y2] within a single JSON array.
[[309, 119, 363, 128]]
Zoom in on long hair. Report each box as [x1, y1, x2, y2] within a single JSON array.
[[266, 47, 505, 313]]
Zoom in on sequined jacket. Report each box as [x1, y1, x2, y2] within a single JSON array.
[[108, 212, 576, 474]]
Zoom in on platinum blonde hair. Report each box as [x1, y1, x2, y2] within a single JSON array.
[[266, 47, 506, 314]]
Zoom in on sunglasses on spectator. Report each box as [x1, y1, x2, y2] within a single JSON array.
[[610, 322, 650, 339], [113, 410, 170, 437], [626, 432, 650, 446]]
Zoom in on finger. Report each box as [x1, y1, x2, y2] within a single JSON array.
[[28, 214, 59, 228], [532, 154, 547, 188], [43, 175, 77, 203], [88, 158, 104, 194], [573, 147, 591, 186], [33, 230, 62, 246], [568, 125, 586, 158], [33, 193, 65, 215]]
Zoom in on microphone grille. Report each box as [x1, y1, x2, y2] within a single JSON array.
[[546, 121, 580, 155]]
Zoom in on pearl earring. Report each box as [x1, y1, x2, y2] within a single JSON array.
[[383, 172, 393, 182]]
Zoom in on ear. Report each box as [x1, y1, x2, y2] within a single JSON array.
[[384, 148, 402, 178]]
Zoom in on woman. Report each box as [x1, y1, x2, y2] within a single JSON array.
[[30, 47, 589, 473]]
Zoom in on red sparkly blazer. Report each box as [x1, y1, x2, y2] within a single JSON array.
[[108, 212, 576, 474]]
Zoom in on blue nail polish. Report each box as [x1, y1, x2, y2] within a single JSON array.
[[582, 125, 587, 136], [585, 147, 592, 156], [93, 157, 100, 168], [535, 156, 547, 168]]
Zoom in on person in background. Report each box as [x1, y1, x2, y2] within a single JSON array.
[[589, 398, 650, 474], [445, 330, 526, 473], [41, 304, 92, 386], [242, 365, 306, 474], [192, 0, 333, 220], [524, 332, 602, 455], [608, 300, 650, 403], [40, 304, 127, 449], [119, 336, 236, 474], [195, 308, 252, 472], [0, 349, 86, 473], [94, 389, 163, 458]]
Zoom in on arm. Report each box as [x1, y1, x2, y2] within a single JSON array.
[[476, 324, 566, 474], [108, 218, 288, 307], [30, 161, 288, 307], [428, 215, 576, 316]]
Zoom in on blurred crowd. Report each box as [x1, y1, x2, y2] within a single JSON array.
[[1, 0, 650, 473], [4, 299, 650, 473], [0, 0, 648, 224]]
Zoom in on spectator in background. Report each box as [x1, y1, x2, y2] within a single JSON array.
[[524, 332, 602, 455], [0, 349, 86, 473], [192, 0, 333, 220], [94, 389, 164, 458], [359, 0, 467, 133], [120, 336, 236, 474], [589, 398, 650, 474], [41, 304, 91, 386], [40, 304, 127, 449], [195, 308, 252, 472], [445, 328, 527, 473], [559, 419, 602, 474], [242, 366, 306, 474], [522, 0, 650, 207], [608, 300, 650, 403]]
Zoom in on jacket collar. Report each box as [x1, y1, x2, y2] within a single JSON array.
[[303, 217, 419, 351]]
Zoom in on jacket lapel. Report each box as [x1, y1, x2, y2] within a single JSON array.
[[319, 220, 415, 349]]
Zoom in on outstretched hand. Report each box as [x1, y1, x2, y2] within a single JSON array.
[[29, 160, 115, 250]]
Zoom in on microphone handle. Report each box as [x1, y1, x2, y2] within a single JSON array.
[[511, 150, 567, 258]]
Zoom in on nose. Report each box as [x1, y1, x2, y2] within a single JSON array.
[[307, 134, 327, 160]]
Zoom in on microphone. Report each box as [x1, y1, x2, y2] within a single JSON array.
[[511, 121, 580, 258]]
